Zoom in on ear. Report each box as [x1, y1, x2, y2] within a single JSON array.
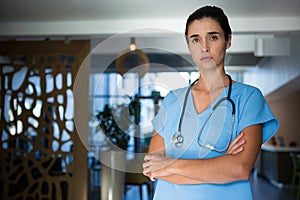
[[226, 34, 232, 49]]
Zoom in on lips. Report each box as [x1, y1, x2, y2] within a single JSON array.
[[200, 56, 213, 61]]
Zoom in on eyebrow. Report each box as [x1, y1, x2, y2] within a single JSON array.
[[189, 31, 221, 39]]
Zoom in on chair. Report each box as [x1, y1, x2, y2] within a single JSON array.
[[124, 151, 154, 200], [125, 171, 153, 200], [290, 153, 300, 199]]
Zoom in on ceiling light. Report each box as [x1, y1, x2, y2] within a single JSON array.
[[115, 37, 150, 78]]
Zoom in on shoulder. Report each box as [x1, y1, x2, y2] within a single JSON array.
[[162, 87, 188, 109], [232, 82, 269, 112], [233, 82, 261, 93], [162, 86, 189, 105], [233, 82, 263, 98]]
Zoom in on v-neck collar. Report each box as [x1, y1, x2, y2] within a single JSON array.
[[188, 84, 233, 116]]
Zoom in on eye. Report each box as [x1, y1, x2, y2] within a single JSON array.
[[209, 35, 218, 41], [190, 38, 199, 44]]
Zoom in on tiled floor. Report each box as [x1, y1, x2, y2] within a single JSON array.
[[89, 173, 296, 200]]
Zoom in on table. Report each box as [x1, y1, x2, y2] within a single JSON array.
[[258, 145, 300, 187]]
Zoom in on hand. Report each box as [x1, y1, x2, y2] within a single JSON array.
[[142, 154, 175, 181], [226, 132, 246, 155]]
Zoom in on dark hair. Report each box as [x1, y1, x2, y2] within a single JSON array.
[[185, 6, 232, 41]]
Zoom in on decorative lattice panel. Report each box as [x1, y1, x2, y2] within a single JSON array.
[[0, 41, 90, 200]]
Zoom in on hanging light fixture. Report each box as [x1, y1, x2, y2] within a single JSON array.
[[115, 37, 150, 78]]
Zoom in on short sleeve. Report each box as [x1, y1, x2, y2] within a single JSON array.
[[151, 91, 175, 134], [152, 101, 167, 134], [237, 88, 279, 143]]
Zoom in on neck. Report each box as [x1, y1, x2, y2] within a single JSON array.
[[196, 70, 229, 92]]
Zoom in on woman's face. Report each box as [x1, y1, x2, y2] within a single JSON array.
[[187, 18, 231, 71]]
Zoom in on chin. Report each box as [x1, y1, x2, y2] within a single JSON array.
[[198, 61, 218, 70]]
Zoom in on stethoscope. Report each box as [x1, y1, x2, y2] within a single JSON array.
[[172, 74, 236, 152]]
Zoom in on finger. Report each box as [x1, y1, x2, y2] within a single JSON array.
[[231, 146, 244, 154], [231, 132, 244, 146], [142, 169, 148, 176], [143, 170, 153, 180], [144, 155, 151, 162], [143, 169, 150, 177], [143, 162, 150, 169], [149, 172, 156, 181], [143, 166, 151, 174], [227, 132, 244, 152], [227, 139, 245, 153], [150, 176, 156, 181], [232, 139, 245, 151], [227, 139, 245, 154]]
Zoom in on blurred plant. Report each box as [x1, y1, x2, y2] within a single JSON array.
[[96, 104, 131, 150], [96, 95, 141, 151]]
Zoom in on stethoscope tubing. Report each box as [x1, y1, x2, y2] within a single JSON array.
[[174, 74, 236, 150]]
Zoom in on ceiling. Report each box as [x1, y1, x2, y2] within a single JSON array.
[[0, 0, 299, 71], [0, 0, 300, 22]]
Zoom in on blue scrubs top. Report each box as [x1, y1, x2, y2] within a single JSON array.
[[151, 82, 279, 200]]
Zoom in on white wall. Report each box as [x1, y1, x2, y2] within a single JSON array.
[[242, 32, 300, 146], [243, 32, 300, 96]]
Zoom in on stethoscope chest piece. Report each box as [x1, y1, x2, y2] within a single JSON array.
[[173, 133, 184, 147]]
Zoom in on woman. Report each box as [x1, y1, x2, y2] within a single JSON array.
[[142, 6, 279, 200]]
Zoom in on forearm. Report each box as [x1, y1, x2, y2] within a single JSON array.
[[145, 154, 247, 184], [167, 155, 249, 184], [155, 173, 207, 185]]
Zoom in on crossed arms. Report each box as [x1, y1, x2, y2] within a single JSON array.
[[143, 125, 262, 184]]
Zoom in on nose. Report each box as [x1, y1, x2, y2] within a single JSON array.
[[200, 40, 209, 52]]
